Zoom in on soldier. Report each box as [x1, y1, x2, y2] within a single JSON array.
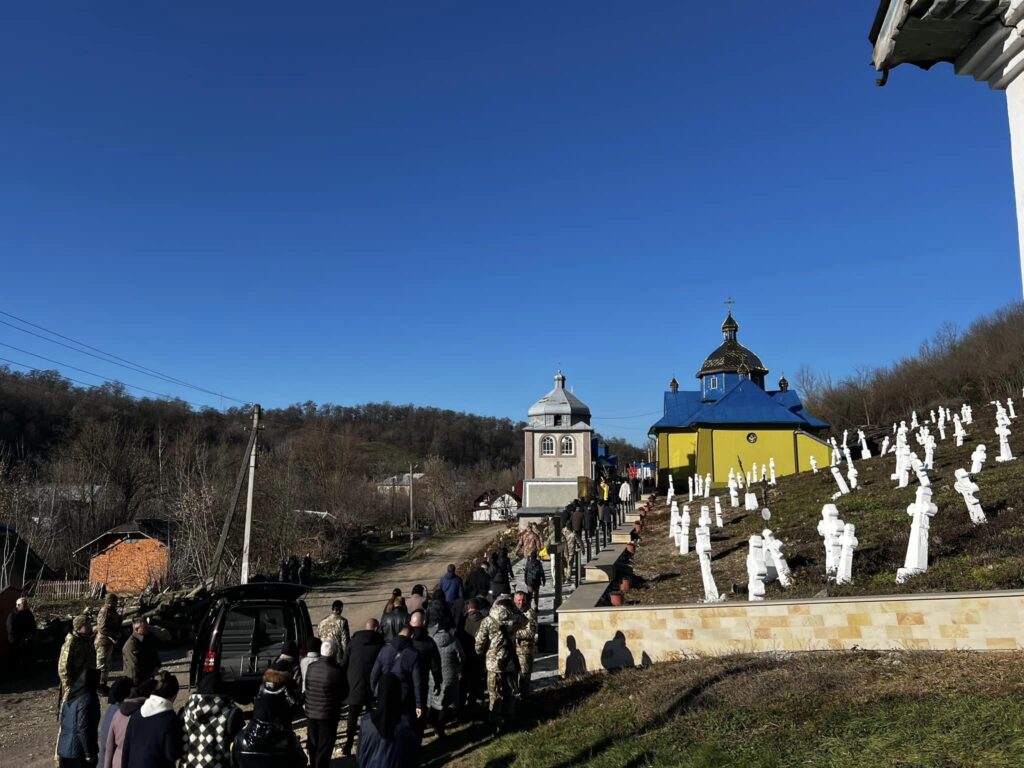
[[512, 591, 537, 698], [561, 524, 579, 582], [94, 593, 121, 687], [474, 596, 526, 733], [58, 614, 96, 702], [317, 599, 350, 662], [515, 523, 542, 560]]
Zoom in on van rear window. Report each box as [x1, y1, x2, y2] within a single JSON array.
[[221, 604, 291, 675]]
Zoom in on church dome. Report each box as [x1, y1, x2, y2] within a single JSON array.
[[527, 371, 591, 426], [696, 312, 769, 378]]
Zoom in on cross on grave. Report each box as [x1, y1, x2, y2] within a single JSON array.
[[896, 486, 939, 584], [553, 461, 563, 477]]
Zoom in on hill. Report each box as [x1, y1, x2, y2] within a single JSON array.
[[631, 403, 1023, 603], [434, 651, 1024, 768]]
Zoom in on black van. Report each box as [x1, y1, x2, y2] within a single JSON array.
[[189, 582, 316, 703]]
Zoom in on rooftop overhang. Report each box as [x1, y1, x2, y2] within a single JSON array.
[[870, 0, 1024, 89]]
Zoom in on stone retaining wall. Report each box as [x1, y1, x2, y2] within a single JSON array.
[[557, 589, 1024, 675]]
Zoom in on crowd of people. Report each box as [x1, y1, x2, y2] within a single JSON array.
[[42, 539, 549, 768]]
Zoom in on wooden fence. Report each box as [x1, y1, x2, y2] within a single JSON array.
[[33, 579, 91, 600]]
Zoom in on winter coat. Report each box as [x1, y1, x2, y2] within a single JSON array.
[[488, 560, 512, 597], [98, 702, 118, 767], [475, 601, 526, 673], [369, 635, 424, 712], [355, 709, 417, 768], [517, 528, 542, 558], [303, 657, 347, 721], [121, 632, 161, 685], [569, 507, 585, 534], [599, 502, 612, 524], [316, 612, 350, 661], [380, 608, 409, 644], [6, 607, 36, 643], [103, 697, 145, 768], [253, 668, 299, 728], [439, 572, 464, 604], [121, 695, 183, 768], [524, 558, 546, 588], [462, 610, 485, 648], [180, 692, 244, 768], [232, 718, 307, 768], [466, 567, 490, 599], [57, 687, 100, 760], [425, 597, 451, 631], [427, 627, 464, 711], [409, 626, 443, 705], [343, 629, 385, 706], [584, 505, 597, 534]]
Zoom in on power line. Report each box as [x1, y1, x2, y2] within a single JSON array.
[[0, 354, 208, 409], [591, 410, 662, 420], [0, 310, 247, 404]]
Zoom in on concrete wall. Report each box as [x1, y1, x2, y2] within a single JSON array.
[[558, 589, 1024, 675], [524, 480, 579, 508]]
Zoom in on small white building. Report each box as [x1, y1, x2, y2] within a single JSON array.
[[470, 490, 522, 522], [375, 472, 426, 496], [522, 371, 594, 508]]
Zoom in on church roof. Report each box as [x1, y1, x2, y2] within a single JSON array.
[[527, 371, 591, 421], [650, 379, 829, 431], [696, 312, 768, 378]]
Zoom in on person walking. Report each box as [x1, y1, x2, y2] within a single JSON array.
[[474, 596, 526, 733], [94, 594, 121, 689], [599, 499, 613, 541], [299, 553, 313, 586], [57, 667, 101, 768], [561, 525, 579, 582], [438, 564, 464, 620], [340, 619, 385, 758], [488, 550, 513, 600], [59, 614, 96, 703], [233, 666, 306, 767], [515, 524, 542, 560], [121, 618, 162, 687], [404, 585, 426, 616], [426, 622, 464, 738], [459, 598, 487, 712], [466, 559, 490, 603], [355, 672, 418, 768], [6, 596, 37, 676], [425, 588, 451, 631], [523, 552, 546, 607], [303, 639, 348, 768], [512, 591, 538, 698], [370, 625, 425, 727], [317, 600, 350, 662], [407, 611, 441, 742], [585, 501, 598, 545], [179, 673, 244, 768], [121, 670, 183, 768], [380, 596, 409, 644], [103, 679, 154, 768], [98, 677, 132, 768]]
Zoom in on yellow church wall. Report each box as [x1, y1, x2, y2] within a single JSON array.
[[795, 431, 831, 472], [657, 431, 697, 488], [710, 428, 797, 485], [696, 429, 715, 479]]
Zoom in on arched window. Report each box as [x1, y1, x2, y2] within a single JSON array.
[[541, 436, 556, 456], [560, 436, 575, 456]]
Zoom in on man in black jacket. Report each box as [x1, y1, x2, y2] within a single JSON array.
[[121, 618, 163, 686], [466, 559, 491, 601], [407, 610, 442, 741], [370, 625, 425, 719], [303, 639, 347, 768], [460, 598, 487, 712], [340, 619, 385, 757], [569, 502, 585, 536]]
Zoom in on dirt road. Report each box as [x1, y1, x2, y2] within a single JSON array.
[[0, 523, 506, 767]]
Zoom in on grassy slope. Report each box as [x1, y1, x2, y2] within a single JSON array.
[[631, 406, 1024, 604], [443, 651, 1024, 768]]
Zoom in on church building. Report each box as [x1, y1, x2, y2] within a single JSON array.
[[649, 311, 830, 490], [523, 371, 594, 507]]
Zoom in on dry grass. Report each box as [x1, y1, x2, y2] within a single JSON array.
[[629, 406, 1024, 605]]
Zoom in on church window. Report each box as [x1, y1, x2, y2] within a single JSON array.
[[541, 436, 555, 456], [560, 436, 575, 456], [709, 376, 718, 390]]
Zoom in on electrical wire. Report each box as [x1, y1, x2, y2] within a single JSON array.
[[591, 410, 662, 420], [0, 310, 247, 404]]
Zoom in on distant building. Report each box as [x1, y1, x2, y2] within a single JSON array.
[[376, 472, 426, 496], [74, 519, 173, 594], [470, 489, 522, 522], [523, 371, 594, 507], [649, 311, 830, 489]]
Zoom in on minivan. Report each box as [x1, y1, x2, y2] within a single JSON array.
[[190, 582, 316, 702]]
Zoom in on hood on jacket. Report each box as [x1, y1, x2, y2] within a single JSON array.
[[262, 667, 291, 690], [390, 634, 412, 652], [140, 694, 175, 718], [489, 601, 516, 624], [430, 628, 455, 648], [119, 697, 146, 717]]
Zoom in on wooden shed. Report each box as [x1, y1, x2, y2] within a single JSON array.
[[74, 520, 173, 594]]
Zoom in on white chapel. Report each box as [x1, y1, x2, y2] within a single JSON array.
[[522, 371, 594, 508]]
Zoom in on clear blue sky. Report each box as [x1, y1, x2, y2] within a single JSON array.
[[1, 2, 1019, 444]]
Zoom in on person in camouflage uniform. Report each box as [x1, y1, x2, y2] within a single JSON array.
[[515, 523, 542, 560], [58, 614, 96, 702], [317, 599, 350, 663], [512, 591, 537, 699], [474, 597, 526, 730], [561, 525, 579, 581], [94, 593, 121, 686]]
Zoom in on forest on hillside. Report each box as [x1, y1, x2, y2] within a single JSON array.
[[0, 369, 528, 581], [797, 302, 1024, 431]]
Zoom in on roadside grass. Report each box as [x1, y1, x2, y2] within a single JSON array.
[[440, 651, 1024, 768], [630, 407, 1024, 604]]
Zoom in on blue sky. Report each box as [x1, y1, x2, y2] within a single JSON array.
[[0, 2, 1019, 443]]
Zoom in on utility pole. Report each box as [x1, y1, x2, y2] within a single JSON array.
[[240, 404, 262, 585], [409, 462, 416, 552]]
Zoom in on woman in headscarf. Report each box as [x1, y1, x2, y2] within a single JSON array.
[[356, 672, 418, 768]]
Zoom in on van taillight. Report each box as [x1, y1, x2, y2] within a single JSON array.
[[202, 651, 217, 673]]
